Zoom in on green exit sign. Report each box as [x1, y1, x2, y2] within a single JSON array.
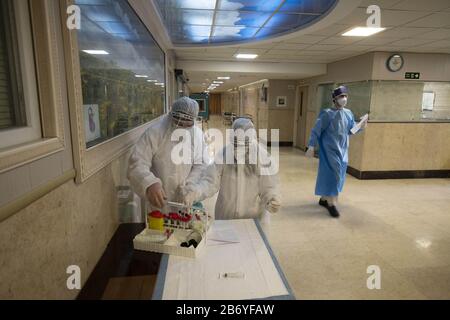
[[405, 72, 420, 79]]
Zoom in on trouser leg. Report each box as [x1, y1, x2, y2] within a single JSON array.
[[323, 196, 338, 206], [329, 196, 337, 206]]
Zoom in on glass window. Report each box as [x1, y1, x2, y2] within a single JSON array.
[[75, 0, 166, 148], [339, 81, 372, 119], [0, 0, 42, 149], [370, 81, 450, 122], [0, 0, 25, 130], [316, 83, 335, 112]]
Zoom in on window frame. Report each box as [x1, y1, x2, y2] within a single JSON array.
[[61, 0, 167, 183], [0, 0, 66, 173]]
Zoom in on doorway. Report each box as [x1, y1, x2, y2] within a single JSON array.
[[209, 93, 222, 115], [295, 86, 308, 150]]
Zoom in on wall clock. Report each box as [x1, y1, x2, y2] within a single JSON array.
[[386, 54, 404, 72]]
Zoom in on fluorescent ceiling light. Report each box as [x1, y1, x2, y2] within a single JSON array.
[[83, 50, 109, 55], [235, 53, 258, 59], [218, 76, 230, 80], [342, 27, 386, 37], [135, 75, 149, 78], [213, 81, 224, 84], [147, 79, 157, 83], [155, 83, 164, 86]]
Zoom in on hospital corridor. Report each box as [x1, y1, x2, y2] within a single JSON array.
[[1, 0, 450, 306], [205, 115, 450, 300]]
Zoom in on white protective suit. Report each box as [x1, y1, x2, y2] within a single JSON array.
[[209, 118, 281, 220], [127, 99, 211, 207]]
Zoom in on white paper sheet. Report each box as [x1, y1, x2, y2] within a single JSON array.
[[350, 113, 369, 134], [207, 223, 240, 244], [161, 219, 289, 300]]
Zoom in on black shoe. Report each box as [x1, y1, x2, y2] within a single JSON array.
[[319, 198, 329, 208], [327, 206, 340, 218]]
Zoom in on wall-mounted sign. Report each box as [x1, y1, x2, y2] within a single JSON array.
[[405, 72, 420, 79], [422, 91, 435, 111], [276, 96, 287, 107], [84, 104, 101, 143]]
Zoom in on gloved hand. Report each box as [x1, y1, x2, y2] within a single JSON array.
[[266, 198, 281, 214], [179, 185, 200, 207], [305, 146, 315, 158], [146, 182, 167, 208]]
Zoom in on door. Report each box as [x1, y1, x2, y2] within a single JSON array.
[[209, 93, 222, 115], [296, 86, 308, 150]]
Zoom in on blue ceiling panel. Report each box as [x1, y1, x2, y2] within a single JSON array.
[[264, 13, 317, 29], [279, 0, 337, 14], [155, 0, 339, 45]]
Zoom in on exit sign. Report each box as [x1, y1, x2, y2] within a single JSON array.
[[405, 72, 420, 79]]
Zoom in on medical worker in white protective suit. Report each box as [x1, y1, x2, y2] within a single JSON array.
[[127, 97, 211, 209], [208, 118, 281, 221]]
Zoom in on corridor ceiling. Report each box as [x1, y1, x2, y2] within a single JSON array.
[[154, 0, 338, 45]]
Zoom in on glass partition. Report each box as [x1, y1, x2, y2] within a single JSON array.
[[339, 81, 371, 119], [75, 0, 166, 148], [316, 80, 450, 122], [370, 81, 450, 122], [316, 83, 335, 112]]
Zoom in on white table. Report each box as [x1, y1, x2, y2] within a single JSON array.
[[152, 219, 295, 300]]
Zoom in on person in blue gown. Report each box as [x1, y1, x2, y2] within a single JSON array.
[[305, 86, 367, 218]]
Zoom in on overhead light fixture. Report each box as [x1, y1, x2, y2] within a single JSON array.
[[213, 81, 224, 84], [218, 76, 230, 80], [147, 80, 157, 83], [82, 50, 109, 55], [155, 83, 164, 86], [135, 75, 149, 78], [235, 53, 258, 59], [342, 27, 386, 37]]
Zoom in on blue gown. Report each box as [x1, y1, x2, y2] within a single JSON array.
[[308, 107, 356, 197]]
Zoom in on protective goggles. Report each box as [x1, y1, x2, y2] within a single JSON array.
[[171, 111, 195, 127]]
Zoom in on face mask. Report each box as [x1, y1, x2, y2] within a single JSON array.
[[336, 96, 347, 108]]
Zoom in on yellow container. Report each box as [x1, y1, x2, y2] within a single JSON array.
[[148, 211, 165, 231]]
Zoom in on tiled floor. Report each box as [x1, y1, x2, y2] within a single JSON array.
[[270, 148, 450, 300], [205, 115, 450, 300]]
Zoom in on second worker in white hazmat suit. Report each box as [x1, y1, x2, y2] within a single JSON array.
[[211, 118, 281, 220]]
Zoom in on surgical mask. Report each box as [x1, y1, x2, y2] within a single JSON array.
[[234, 138, 249, 159], [336, 96, 347, 108]]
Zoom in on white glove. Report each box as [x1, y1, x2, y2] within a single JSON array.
[[305, 146, 315, 158], [266, 198, 281, 214], [179, 185, 200, 207]]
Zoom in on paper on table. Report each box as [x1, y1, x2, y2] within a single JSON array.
[[350, 113, 368, 134], [207, 223, 240, 244]]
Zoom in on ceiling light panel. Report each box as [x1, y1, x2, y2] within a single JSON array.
[[155, 0, 338, 45]]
